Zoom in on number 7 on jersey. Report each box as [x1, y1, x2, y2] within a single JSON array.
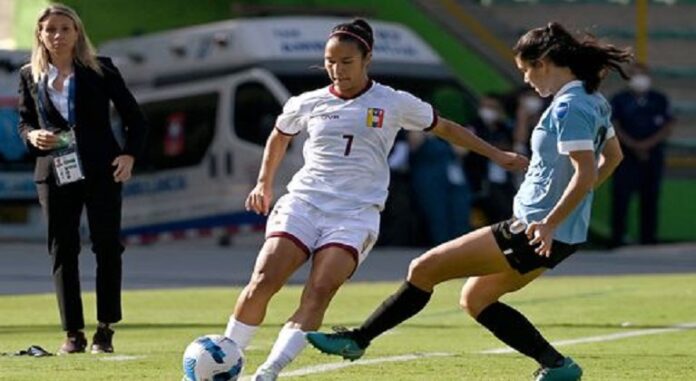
[[342, 134, 354, 156]]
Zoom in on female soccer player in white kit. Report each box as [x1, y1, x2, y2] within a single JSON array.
[[224, 18, 528, 380]]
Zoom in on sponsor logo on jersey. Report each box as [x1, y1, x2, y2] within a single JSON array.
[[309, 114, 340, 120], [366, 108, 385, 128]]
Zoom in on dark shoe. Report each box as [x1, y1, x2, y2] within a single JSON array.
[[533, 357, 583, 381], [91, 326, 114, 354], [58, 331, 87, 355], [306, 326, 365, 361]]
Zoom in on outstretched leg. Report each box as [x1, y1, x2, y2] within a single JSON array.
[[307, 226, 511, 359], [254, 246, 356, 379], [463, 270, 582, 380], [225, 237, 307, 350]]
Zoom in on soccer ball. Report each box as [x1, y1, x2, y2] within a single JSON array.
[[182, 335, 244, 381]]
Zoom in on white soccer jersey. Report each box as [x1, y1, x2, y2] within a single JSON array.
[[276, 81, 437, 212]]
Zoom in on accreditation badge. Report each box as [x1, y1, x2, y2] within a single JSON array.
[[53, 146, 85, 186]]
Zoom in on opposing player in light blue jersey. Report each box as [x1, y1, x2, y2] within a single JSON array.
[[222, 18, 528, 380], [308, 22, 632, 381]]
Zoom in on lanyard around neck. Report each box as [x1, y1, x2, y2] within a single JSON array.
[[37, 72, 76, 129]]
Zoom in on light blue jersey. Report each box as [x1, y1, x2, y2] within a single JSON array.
[[513, 81, 615, 244]]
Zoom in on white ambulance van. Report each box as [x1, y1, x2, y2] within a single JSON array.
[[1, 17, 476, 243]]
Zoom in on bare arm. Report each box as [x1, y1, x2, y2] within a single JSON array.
[[527, 150, 596, 256], [430, 117, 528, 171], [595, 136, 623, 189], [245, 128, 294, 215]]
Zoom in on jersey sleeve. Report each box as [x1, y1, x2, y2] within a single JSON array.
[[553, 99, 595, 155], [275, 95, 308, 135], [396, 90, 437, 131]]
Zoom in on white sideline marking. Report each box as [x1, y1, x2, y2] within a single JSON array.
[[480, 321, 696, 354], [99, 355, 143, 361], [239, 352, 453, 380]]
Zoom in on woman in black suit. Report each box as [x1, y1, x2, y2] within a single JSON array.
[[17, 3, 147, 354]]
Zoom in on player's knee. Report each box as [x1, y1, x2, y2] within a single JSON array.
[[407, 256, 425, 280], [459, 286, 507, 318], [407, 253, 438, 288], [298, 283, 338, 316], [245, 271, 283, 299], [459, 290, 485, 317], [304, 281, 340, 303]]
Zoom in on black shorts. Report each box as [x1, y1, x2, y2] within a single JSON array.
[[491, 218, 580, 274]]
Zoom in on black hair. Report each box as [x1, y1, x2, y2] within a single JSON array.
[[513, 22, 634, 93], [329, 18, 374, 56]]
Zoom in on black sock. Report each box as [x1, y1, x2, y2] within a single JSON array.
[[476, 302, 564, 368], [353, 281, 432, 348]]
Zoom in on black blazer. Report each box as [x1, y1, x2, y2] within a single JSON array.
[[17, 56, 147, 182]]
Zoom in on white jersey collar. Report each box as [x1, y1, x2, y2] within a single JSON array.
[[329, 79, 374, 100]]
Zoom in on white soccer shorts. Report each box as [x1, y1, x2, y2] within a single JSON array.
[[265, 193, 379, 267]]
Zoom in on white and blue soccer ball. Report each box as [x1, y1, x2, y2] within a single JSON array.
[[182, 335, 244, 381]]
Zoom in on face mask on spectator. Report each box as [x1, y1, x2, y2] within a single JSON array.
[[629, 74, 651, 93], [478, 107, 499, 124], [521, 96, 543, 114]]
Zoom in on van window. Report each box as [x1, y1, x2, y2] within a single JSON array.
[[137, 93, 217, 172], [233, 82, 282, 146]]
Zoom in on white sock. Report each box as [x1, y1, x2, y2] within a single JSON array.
[[258, 326, 307, 372], [224, 316, 258, 350]]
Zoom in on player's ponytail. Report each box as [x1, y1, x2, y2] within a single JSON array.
[[513, 22, 633, 93], [329, 18, 374, 56]]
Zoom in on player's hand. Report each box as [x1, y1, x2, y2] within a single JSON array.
[[112, 155, 134, 183], [245, 183, 273, 216], [526, 219, 555, 257], [28, 129, 60, 151], [494, 150, 529, 172]]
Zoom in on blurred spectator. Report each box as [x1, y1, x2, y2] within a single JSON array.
[[513, 88, 546, 155], [404, 87, 473, 246], [409, 131, 470, 245], [378, 131, 421, 246], [464, 94, 516, 225], [610, 63, 674, 246]]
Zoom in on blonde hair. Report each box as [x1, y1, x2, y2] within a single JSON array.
[[30, 3, 101, 82]]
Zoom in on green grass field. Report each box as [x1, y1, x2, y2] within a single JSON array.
[[2, 274, 695, 380]]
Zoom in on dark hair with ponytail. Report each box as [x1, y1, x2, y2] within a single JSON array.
[[329, 18, 374, 56], [513, 22, 634, 93]]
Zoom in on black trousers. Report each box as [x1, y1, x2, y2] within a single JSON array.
[[611, 151, 664, 245], [37, 177, 124, 332]]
